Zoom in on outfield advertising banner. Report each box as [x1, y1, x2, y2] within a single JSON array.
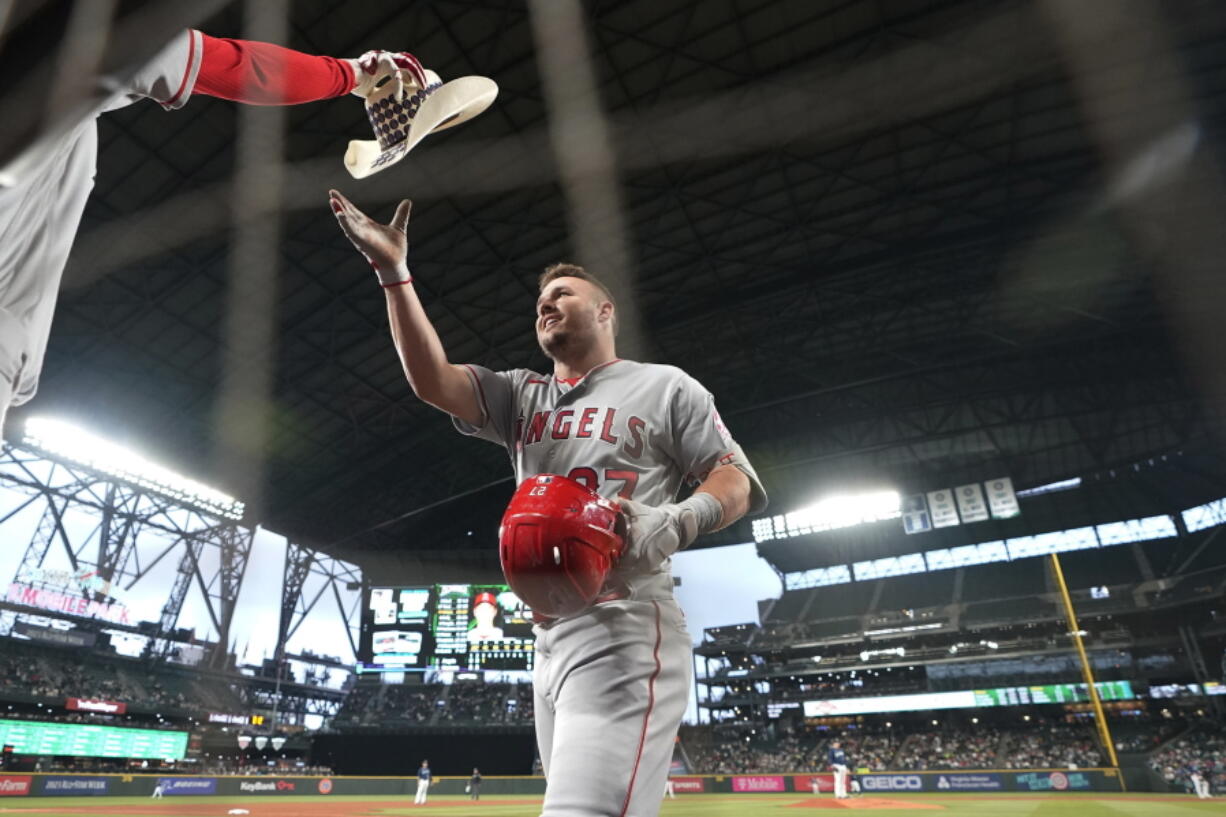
[[1014, 771, 1092, 791], [0, 776, 31, 796], [732, 775, 786, 792], [792, 774, 834, 792], [236, 779, 301, 794], [158, 778, 217, 795], [935, 773, 1003, 791], [860, 774, 925, 792], [669, 777, 706, 793], [40, 777, 109, 796]]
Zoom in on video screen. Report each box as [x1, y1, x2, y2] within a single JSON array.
[[0, 720, 188, 759], [358, 583, 535, 673]]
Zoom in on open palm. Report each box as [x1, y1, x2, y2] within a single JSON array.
[[329, 189, 411, 273]]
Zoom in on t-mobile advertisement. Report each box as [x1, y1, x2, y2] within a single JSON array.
[[732, 775, 786, 792]]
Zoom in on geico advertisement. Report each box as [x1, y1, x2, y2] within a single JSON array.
[[860, 774, 925, 792]]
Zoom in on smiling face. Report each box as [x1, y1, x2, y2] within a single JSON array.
[[535, 276, 615, 360]]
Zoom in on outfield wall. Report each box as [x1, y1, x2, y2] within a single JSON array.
[[0, 768, 1127, 797]]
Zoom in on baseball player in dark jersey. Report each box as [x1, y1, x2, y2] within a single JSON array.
[[414, 759, 432, 804], [329, 193, 766, 817], [829, 740, 850, 799]]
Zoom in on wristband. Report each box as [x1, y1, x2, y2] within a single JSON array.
[[676, 492, 723, 545], [377, 262, 412, 287]]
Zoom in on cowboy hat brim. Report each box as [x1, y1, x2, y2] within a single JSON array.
[[344, 75, 498, 179]]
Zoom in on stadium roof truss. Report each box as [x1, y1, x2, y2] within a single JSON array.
[[4, 0, 1224, 573], [0, 442, 253, 667]]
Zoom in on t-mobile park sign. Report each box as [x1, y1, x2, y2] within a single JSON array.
[[5, 583, 132, 625]]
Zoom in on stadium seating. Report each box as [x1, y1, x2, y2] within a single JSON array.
[[682, 721, 1110, 774], [1149, 724, 1224, 794]]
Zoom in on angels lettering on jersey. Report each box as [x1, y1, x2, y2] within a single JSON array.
[[515, 405, 647, 458]]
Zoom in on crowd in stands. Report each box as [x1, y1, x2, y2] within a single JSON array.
[[195, 760, 335, 776], [997, 725, 1102, 769], [1113, 720, 1185, 754], [444, 682, 534, 725], [0, 640, 230, 714], [333, 682, 535, 727], [893, 728, 1002, 769], [18, 757, 335, 777], [1150, 725, 1224, 794], [685, 729, 900, 774], [683, 723, 1109, 774]]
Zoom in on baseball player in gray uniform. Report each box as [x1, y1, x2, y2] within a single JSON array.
[[0, 28, 431, 433], [329, 191, 766, 817]]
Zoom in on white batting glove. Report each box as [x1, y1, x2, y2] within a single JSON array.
[[616, 494, 723, 573], [348, 50, 429, 102]]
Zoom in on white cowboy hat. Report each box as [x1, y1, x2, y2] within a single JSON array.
[[344, 68, 497, 179]]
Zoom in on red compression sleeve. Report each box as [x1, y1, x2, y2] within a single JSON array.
[[194, 33, 355, 105]]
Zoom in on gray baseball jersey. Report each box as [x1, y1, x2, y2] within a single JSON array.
[[454, 356, 765, 817], [0, 30, 203, 423], [454, 357, 766, 601]]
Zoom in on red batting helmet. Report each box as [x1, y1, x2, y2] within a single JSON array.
[[498, 474, 623, 619]]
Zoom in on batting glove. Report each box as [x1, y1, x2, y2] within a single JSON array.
[[348, 50, 429, 102], [616, 493, 723, 573]]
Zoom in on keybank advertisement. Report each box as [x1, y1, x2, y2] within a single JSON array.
[[935, 773, 1003, 791], [1015, 771, 1091, 791], [40, 777, 110, 796], [158, 778, 217, 795], [861, 774, 924, 792], [238, 779, 300, 794]]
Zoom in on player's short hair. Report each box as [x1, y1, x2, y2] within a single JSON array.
[[538, 263, 619, 336]]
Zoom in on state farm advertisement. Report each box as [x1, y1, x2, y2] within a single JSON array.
[[669, 777, 705, 793], [66, 698, 126, 714], [732, 775, 786, 792], [0, 776, 31, 796], [793, 773, 834, 792]]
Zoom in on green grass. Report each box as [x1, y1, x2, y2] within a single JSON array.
[[0, 792, 1217, 817]]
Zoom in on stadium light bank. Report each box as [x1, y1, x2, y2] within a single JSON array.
[[22, 416, 245, 521], [753, 489, 902, 540]]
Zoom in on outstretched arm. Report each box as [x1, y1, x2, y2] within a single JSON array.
[[329, 190, 482, 425], [194, 35, 427, 105]]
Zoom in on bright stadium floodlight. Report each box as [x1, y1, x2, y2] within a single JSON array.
[[753, 490, 902, 542], [23, 417, 245, 521]]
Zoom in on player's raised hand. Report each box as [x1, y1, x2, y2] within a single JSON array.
[[329, 190, 413, 286]]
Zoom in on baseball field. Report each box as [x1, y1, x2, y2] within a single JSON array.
[[0, 793, 1216, 816]]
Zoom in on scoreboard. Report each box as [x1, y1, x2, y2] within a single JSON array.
[[803, 680, 1135, 718], [0, 719, 188, 759], [358, 583, 535, 673], [972, 681, 1134, 707]]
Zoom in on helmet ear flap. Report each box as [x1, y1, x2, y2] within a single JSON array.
[[498, 475, 623, 619]]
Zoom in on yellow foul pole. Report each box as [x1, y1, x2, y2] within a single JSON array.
[[1048, 553, 1123, 780]]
